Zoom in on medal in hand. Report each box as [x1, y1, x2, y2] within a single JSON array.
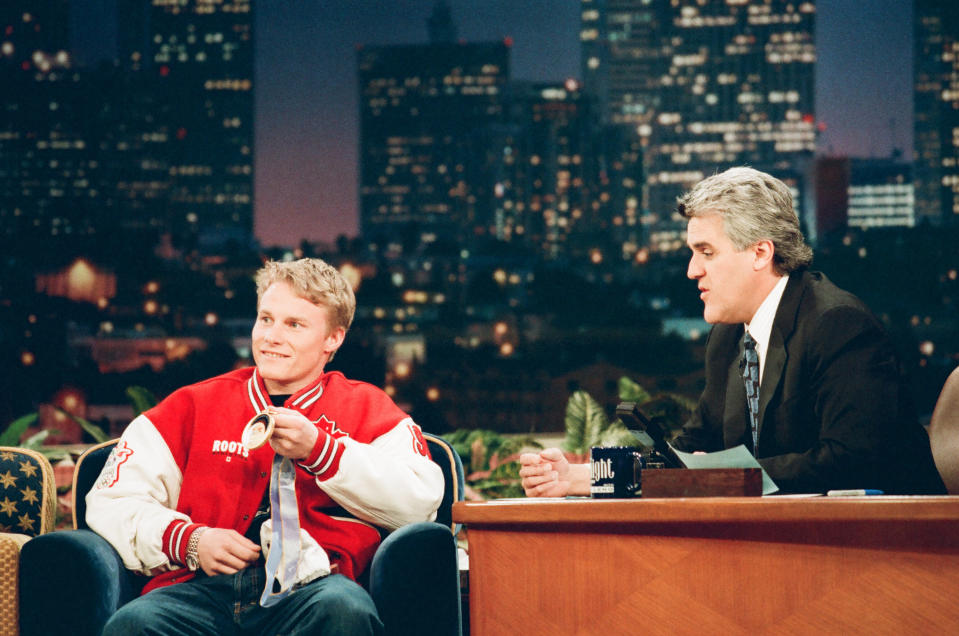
[[242, 412, 275, 450]]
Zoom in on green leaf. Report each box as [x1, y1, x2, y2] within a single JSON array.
[[641, 393, 696, 441], [488, 460, 520, 481], [126, 386, 159, 416], [563, 390, 609, 455], [444, 429, 473, 445], [58, 409, 111, 443], [494, 435, 541, 459], [618, 376, 651, 404], [454, 429, 508, 473], [20, 429, 51, 449], [468, 478, 525, 499], [0, 412, 38, 446], [597, 422, 644, 448]]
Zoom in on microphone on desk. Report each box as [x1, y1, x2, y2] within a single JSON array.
[[616, 401, 682, 468]]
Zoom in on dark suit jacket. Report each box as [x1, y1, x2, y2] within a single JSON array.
[[674, 270, 944, 494]]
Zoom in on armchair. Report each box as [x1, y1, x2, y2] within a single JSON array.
[[929, 367, 959, 493], [0, 446, 56, 636], [19, 433, 465, 636]]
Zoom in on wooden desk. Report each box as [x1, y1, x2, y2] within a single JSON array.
[[453, 497, 959, 635]]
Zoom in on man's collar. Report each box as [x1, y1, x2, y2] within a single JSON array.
[[744, 275, 789, 365]]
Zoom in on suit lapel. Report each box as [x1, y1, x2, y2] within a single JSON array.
[[759, 329, 786, 426], [757, 272, 806, 437]]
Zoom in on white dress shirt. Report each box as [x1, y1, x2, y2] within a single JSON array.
[[745, 275, 789, 381]]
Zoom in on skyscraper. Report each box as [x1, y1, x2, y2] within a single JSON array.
[[0, 2, 89, 245], [491, 80, 595, 260], [0, 2, 70, 69], [914, 0, 959, 225], [1, 1, 255, 254], [148, 0, 254, 250], [848, 158, 914, 230], [357, 39, 509, 251], [581, 0, 817, 250]]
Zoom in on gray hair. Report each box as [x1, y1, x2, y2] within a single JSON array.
[[255, 258, 356, 332], [677, 167, 813, 274]]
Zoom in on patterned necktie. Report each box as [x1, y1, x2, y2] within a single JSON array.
[[741, 331, 760, 455]]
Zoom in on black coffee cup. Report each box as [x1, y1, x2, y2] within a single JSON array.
[[589, 446, 644, 498]]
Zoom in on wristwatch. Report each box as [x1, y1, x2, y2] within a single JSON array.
[[185, 527, 208, 572]]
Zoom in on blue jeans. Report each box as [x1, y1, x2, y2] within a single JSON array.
[[102, 567, 383, 636]]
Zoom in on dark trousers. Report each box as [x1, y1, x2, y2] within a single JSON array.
[[102, 566, 383, 636]]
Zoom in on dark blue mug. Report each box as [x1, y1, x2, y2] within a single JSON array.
[[589, 446, 644, 498]]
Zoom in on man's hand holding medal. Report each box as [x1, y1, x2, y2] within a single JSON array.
[[242, 407, 319, 460]]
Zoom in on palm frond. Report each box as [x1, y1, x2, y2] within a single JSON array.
[[0, 412, 38, 446], [126, 386, 159, 416], [563, 390, 609, 454], [58, 408, 111, 443], [617, 376, 651, 404]]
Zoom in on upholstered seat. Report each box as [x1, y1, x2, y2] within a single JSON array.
[[19, 433, 465, 636], [0, 447, 56, 636], [929, 367, 959, 494]]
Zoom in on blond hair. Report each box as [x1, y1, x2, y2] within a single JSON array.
[[255, 258, 356, 332]]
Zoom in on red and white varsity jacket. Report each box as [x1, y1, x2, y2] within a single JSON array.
[[86, 367, 444, 595]]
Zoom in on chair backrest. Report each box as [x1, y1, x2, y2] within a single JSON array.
[[0, 446, 57, 536], [423, 433, 466, 536], [72, 440, 118, 530], [71, 434, 466, 533], [929, 367, 959, 494]]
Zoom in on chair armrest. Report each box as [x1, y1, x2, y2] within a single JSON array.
[[19, 529, 145, 636], [368, 521, 462, 636]]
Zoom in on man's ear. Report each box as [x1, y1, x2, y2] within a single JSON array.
[[752, 239, 776, 271], [325, 326, 347, 355]]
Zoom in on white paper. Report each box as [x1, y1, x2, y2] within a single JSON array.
[[668, 443, 780, 495]]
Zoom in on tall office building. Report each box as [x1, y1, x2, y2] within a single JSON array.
[[915, 0, 959, 225], [491, 80, 598, 261], [118, 0, 152, 71], [147, 0, 254, 250], [0, 2, 70, 69], [357, 39, 509, 251], [812, 157, 915, 241], [0, 3, 88, 245], [2, 1, 253, 254], [581, 0, 817, 250], [848, 159, 914, 230], [1, 2, 173, 255]]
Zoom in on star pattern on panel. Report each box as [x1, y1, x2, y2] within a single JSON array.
[[17, 512, 35, 532], [0, 471, 15, 488], [21, 486, 38, 505], [0, 497, 16, 516], [0, 451, 48, 537]]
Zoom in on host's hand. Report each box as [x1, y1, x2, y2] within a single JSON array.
[[519, 447, 588, 498], [197, 528, 261, 576], [267, 406, 319, 460]]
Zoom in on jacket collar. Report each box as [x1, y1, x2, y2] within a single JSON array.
[[757, 270, 808, 429], [721, 270, 809, 451], [246, 368, 326, 413]]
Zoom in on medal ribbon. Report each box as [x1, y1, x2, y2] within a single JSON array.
[[259, 454, 301, 607]]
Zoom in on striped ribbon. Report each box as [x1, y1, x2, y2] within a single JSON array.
[[259, 454, 301, 607]]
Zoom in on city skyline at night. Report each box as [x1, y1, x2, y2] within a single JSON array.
[[2, 0, 956, 452], [67, 0, 915, 247]]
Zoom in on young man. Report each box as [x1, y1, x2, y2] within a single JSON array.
[[521, 167, 944, 496], [87, 258, 444, 635]]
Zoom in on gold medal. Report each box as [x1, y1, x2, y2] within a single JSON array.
[[242, 412, 275, 450]]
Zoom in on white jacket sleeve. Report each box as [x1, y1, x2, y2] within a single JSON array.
[[312, 418, 444, 531], [85, 415, 189, 575]]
